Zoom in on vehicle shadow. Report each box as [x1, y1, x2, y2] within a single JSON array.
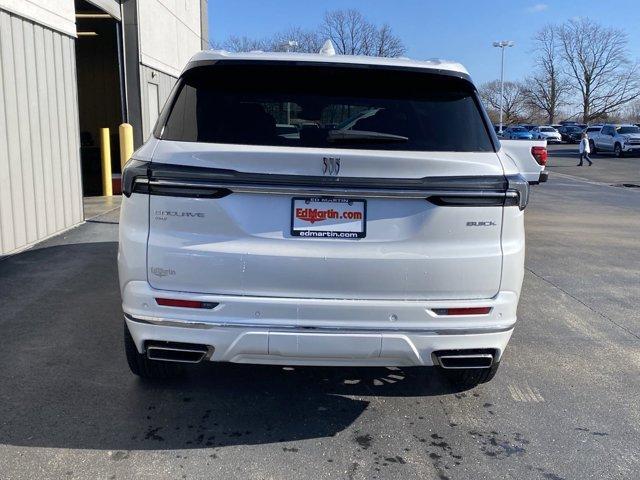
[[0, 241, 459, 452]]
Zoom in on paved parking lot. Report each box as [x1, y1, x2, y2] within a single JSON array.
[[0, 145, 638, 480]]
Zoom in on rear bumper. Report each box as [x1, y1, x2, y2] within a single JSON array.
[[537, 170, 549, 184], [122, 281, 518, 367]]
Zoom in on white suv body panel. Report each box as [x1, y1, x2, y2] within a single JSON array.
[[118, 52, 530, 368], [146, 142, 507, 301]]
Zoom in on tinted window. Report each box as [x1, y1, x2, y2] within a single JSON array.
[[161, 63, 494, 152], [617, 126, 640, 134], [540, 127, 555, 132]]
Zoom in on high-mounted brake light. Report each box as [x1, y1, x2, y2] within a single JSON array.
[[155, 298, 218, 309], [531, 146, 548, 166], [432, 307, 492, 316]]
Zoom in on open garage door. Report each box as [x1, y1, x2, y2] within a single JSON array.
[[75, 0, 125, 198]]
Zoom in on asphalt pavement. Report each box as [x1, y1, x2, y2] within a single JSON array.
[[0, 145, 638, 479]]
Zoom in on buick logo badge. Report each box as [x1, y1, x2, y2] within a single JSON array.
[[322, 157, 341, 176]]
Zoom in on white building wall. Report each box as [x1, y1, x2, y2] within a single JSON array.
[[137, 0, 203, 78], [136, 0, 205, 140], [0, 0, 76, 36], [0, 1, 208, 254], [140, 65, 178, 140], [0, 8, 83, 256]]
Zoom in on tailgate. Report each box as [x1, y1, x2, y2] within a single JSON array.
[[500, 139, 546, 183], [146, 143, 508, 300]]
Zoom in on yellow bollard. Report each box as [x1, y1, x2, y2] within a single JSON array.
[[119, 123, 134, 170], [100, 127, 113, 197]]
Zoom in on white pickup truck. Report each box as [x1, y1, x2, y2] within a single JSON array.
[[589, 124, 640, 157], [501, 139, 548, 184]]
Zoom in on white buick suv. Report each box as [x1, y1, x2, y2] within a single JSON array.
[[119, 49, 542, 387]]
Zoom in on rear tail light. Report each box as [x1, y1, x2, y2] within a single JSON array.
[[505, 174, 530, 210], [155, 298, 218, 309], [531, 146, 548, 166], [432, 307, 491, 316]]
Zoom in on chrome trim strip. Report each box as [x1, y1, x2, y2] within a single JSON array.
[[142, 179, 516, 200], [125, 314, 514, 335]]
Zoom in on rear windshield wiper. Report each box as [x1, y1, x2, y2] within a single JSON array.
[[327, 129, 409, 143]]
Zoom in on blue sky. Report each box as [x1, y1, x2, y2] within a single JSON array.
[[208, 0, 640, 85]]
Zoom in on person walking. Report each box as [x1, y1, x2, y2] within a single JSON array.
[[578, 132, 592, 166]]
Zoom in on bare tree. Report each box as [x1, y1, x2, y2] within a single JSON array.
[[558, 18, 640, 123], [622, 98, 640, 123], [522, 25, 570, 124], [269, 27, 324, 53], [374, 24, 406, 57], [479, 80, 527, 125], [219, 9, 405, 57], [320, 9, 405, 57], [222, 35, 268, 52], [321, 9, 370, 55]]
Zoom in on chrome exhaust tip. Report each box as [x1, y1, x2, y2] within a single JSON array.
[[146, 342, 212, 364], [433, 350, 495, 369]]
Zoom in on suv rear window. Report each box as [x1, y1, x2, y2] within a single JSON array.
[[160, 63, 494, 152]]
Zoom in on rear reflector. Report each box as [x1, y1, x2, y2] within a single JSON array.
[[531, 146, 548, 166], [432, 307, 491, 316], [155, 298, 218, 309]]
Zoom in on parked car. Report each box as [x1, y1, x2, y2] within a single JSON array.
[[119, 48, 542, 387], [584, 125, 603, 138], [557, 125, 584, 143], [503, 126, 534, 140], [531, 126, 561, 142], [519, 124, 537, 131], [589, 124, 640, 157]]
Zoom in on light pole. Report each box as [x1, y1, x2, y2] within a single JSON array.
[[492, 40, 514, 134]]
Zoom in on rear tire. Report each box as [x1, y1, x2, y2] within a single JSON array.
[[124, 322, 185, 379], [440, 362, 500, 389]]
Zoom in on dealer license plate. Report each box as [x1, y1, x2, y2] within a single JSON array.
[[291, 197, 366, 239]]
